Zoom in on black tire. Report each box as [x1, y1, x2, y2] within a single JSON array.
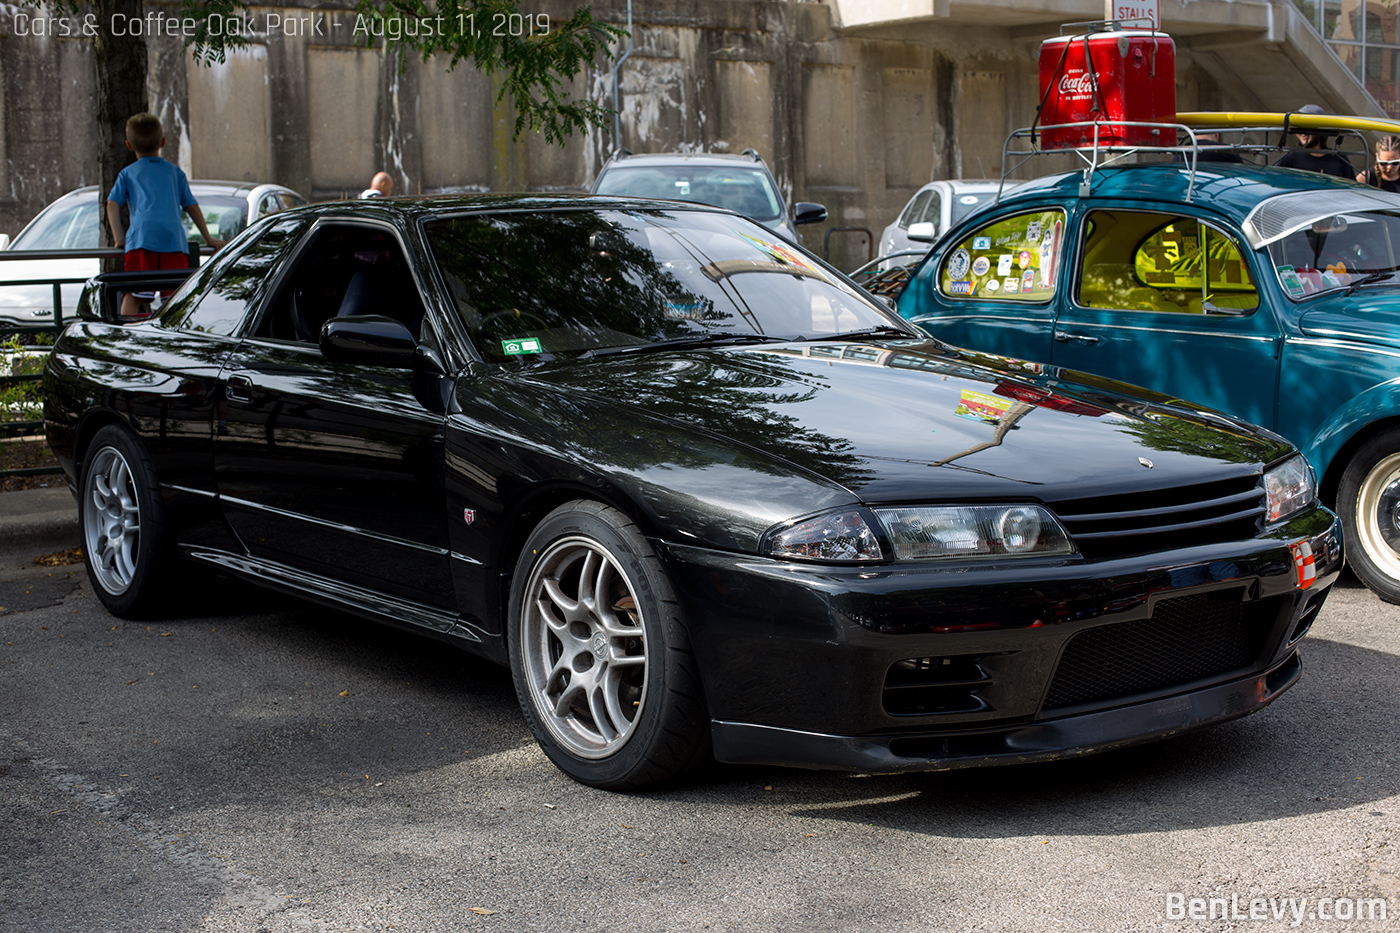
[[78, 424, 177, 618], [1338, 428, 1400, 604], [508, 500, 711, 790]]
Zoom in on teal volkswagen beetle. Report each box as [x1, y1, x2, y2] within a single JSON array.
[[897, 163, 1400, 602]]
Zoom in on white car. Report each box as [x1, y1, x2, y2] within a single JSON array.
[[0, 182, 306, 332], [877, 179, 1022, 269]]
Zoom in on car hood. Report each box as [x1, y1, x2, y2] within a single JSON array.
[[1298, 291, 1400, 346], [0, 256, 93, 312], [511, 338, 1292, 507]]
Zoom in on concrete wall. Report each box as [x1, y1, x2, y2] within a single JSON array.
[[0, 0, 1239, 270]]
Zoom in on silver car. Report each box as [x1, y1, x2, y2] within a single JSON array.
[[877, 179, 1022, 269], [0, 181, 306, 332], [591, 150, 826, 243]]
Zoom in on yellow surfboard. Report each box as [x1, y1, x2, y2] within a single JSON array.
[[1176, 111, 1400, 135]]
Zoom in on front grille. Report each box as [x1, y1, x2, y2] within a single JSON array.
[[1049, 474, 1264, 560], [1042, 590, 1276, 711]]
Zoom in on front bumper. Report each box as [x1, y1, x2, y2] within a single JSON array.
[[658, 507, 1341, 772], [712, 650, 1299, 772]]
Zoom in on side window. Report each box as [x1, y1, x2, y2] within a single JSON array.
[[255, 224, 424, 343], [900, 190, 934, 229], [916, 190, 942, 228], [172, 218, 304, 336], [938, 209, 1064, 301], [1079, 210, 1257, 314]]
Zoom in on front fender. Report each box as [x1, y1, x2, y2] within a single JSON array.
[[1300, 374, 1400, 482]]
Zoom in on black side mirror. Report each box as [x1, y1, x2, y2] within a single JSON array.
[[793, 202, 828, 225], [320, 314, 417, 366]]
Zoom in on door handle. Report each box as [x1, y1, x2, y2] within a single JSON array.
[[225, 373, 254, 403], [1054, 331, 1102, 346]]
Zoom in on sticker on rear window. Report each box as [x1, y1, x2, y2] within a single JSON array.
[[502, 337, 543, 356], [947, 248, 971, 279]]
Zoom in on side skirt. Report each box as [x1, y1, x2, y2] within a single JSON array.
[[181, 545, 505, 663]]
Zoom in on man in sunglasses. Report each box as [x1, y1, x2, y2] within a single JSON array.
[[1357, 135, 1400, 192], [1275, 104, 1356, 179]]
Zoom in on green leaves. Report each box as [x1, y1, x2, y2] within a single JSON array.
[[358, 0, 625, 143]]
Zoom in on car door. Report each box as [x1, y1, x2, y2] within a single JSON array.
[[899, 206, 1069, 363], [1050, 208, 1281, 430], [84, 222, 303, 550], [213, 218, 456, 613]]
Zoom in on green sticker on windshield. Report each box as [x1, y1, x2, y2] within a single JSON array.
[[501, 337, 542, 356]]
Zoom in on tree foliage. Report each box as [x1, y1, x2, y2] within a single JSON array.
[[356, 0, 625, 145]]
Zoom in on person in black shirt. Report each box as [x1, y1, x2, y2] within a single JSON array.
[[1357, 135, 1400, 192], [1275, 105, 1356, 179]]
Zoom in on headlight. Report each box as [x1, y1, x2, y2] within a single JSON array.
[[1264, 456, 1316, 523], [872, 504, 1075, 560], [763, 504, 1077, 563], [765, 510, 883, 562]]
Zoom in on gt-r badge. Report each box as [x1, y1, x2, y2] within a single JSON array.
[[1139, 457, 1154, 469], [463, 508, 476, 525]]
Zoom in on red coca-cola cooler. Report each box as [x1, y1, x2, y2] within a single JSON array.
[[1037, 28, 1176, 150]]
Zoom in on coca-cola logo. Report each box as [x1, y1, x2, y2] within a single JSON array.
[[1058, 73, 1094, 95]]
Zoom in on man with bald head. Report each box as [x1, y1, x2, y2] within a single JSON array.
[[360, 172, 394, 198]]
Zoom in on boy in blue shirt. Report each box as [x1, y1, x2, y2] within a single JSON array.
[[106, 113, 224, 320]]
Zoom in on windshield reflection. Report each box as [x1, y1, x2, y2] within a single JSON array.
[[424, 209, 898, 364]]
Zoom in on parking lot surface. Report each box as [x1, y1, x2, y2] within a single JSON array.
[[2, 545, 1398, 932]]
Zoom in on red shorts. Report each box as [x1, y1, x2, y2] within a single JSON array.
[[124, 249, 188, 272]]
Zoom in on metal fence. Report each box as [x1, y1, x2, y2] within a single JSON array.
[[0, 247, 126, 477]]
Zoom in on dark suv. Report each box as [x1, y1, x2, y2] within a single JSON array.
[[590, 149, 826, 242]]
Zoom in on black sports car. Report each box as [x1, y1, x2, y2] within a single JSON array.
[[43, 196, 1342, 789]]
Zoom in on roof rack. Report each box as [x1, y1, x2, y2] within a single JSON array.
[[998, 115, 1373, 207]]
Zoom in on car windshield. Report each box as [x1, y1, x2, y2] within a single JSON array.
[[594, 164, 784, 222], [425, 208, 904, 365], [12, 198, 99, 250], [949, 191, 996, 227], [186, 195, 248, 243], [11, 192, 249, 252], [1265, 209, 1400, 299]]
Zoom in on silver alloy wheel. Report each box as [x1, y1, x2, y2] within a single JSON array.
[[83, 444, 142, 596], [1355, 451, 1400, 583], [520, 535, 648, 759]]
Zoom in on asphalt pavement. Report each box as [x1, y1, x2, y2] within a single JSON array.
[[0, 485, 79, 553], [4, 482, 1400, 931]]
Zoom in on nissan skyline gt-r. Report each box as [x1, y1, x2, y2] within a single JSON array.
[[43, 195, 1341, 790]]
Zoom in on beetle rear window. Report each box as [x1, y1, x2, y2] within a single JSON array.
[[938, 210, 1064, 301]]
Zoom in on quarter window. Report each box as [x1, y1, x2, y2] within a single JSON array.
[[170, 217, 304, 336], [938, 210, 1064, 302]]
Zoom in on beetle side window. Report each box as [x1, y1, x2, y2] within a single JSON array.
[[174, 218, 305, 336], [937, 210, 1064, 301], [1079, 210, 1257, 314]]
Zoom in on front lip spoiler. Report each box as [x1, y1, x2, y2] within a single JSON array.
[[710, 651, 1301, 773]]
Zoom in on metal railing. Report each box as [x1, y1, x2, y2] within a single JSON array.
[[0, 246, 132, 477], [0, 244, 209, 479]]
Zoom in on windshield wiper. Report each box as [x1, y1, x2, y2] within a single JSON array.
[[1346, 271, 1400, 296], [579, 332, 788, 359], [805, 325, 918, 342]]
